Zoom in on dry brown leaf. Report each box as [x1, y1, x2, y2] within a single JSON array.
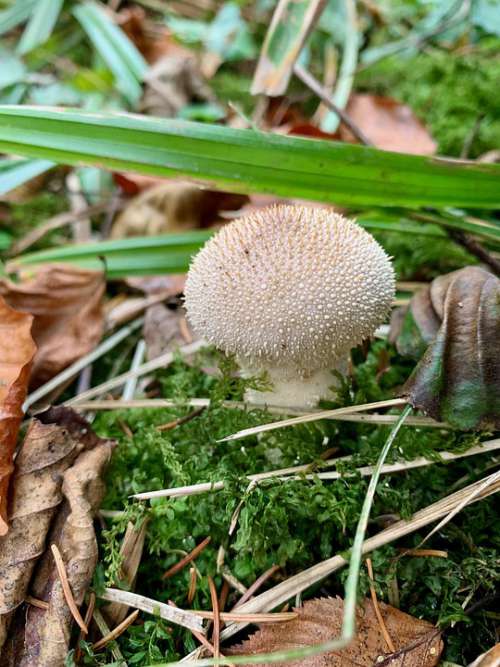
[[6, 432, 114, 666], [143, 303, 197, 360], [391, 266, 500, 430], [141, 54, 215, 118], [0, 264, 105, 388], [469, 643, 500, 667], [341, 94, 437, 155], [0, 407, 106, 653], [117, 6, 191, 63], [0, 296, 36, 536], [110, 181, 247, 238], [229, 597, 442, 667]]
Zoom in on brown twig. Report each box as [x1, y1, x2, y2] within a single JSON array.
[[92, 609, 140, 651], [232, 565, 280, 610], [51, 544, 88, 634], [156, 407, 206, 432], [187, 567, 197, 605], [74, 592, 96, 662], [446, 229, 500, 277], [293, 63, 373, 146], [162, 536, 211, 579], [187, 610, 297, 623], [25, 595, 49, 610], [208, 576, 220, 658], [398, 548, 448, 558], [366, 558, 395, 653], [168, 600, 220, 656]]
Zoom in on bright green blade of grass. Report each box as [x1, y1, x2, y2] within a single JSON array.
[[0, 106, 500, 209], [73, 2, 147, 105], [16, 0, 64, 55], [0, 0, 37, 37], [10, 231, 213, 278], [0, 156, 54, 195]]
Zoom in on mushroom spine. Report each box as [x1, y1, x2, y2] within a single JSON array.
[[184, 204, 395, 407]]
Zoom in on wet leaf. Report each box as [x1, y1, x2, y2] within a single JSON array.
[[0, 407, 97, 650], [0, 296, 36, 536], [229, 597, 442, 666], [392, 267, 500, 430], [341, 94, 437, 155], [0, 265, 105, 388]]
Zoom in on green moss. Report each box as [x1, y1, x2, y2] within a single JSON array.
[[91, 343, 499, 665], [355, 43, 500, 158]]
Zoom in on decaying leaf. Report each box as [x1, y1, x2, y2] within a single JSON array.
[[391, 266, 500, 430], [468, 643, 500, 667], [0, 265, 105, 388], [110, 181, 247, 238], [0, 407, 97, 650], [141, 55, 215, 118], [229, 597, 442, 667], [1, 418, 114, 666], [341, 94, 437, 155], [0, 296, 36, 536], [143, 301, 197, 360]]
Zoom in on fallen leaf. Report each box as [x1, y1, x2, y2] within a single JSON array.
[[0, 415, 114, 666], [141, 55, 215, 118], [143, 302, 197, 360], [0, 265, 105, 388], [0, 407, 95, 650], [468, 643, 500, 667], [110, 181, 247, 238], [0, 296, 36, 536], [117, 6, 191, 63], [229, 597, 442, 666], [341, 94, 437, 155], [391, 266, 500, 430]]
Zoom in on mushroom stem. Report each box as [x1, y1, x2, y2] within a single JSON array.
[[241, 359, 349, 409]]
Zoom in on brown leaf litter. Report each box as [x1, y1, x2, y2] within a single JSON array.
[[229, 597, 443, 667], [0, 407, 114, 665], [110, 181, 247, 238], [391, 266, 500, 430], [0, 264, 105, 388], [0, 296, 36, 535], [340, 94, 437, 155]]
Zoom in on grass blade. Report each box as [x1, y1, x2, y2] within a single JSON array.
[[0, 106, 499, 209], [0, 0, 37, 37], [0, 157, 54, 195], [73, 2, 147, 104], [9, 231, 213, 278], [17, 0, 64, 55]]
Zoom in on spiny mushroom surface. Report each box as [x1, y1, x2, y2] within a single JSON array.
[[184, 204, 395, 407]]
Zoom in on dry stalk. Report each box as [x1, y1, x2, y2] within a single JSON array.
[[366, 558, 395, 652], [92, 609, 140, 651], [132, 439, 500, 501], [162, 537, 211, 579], [51, 544, 88, 634]]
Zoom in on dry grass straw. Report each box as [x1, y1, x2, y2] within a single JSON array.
[[132, 438, 500, 501]]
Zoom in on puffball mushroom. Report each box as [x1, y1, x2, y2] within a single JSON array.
[[184, 204, 395, 408]]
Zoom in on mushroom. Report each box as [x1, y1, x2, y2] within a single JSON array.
[[184, 204, 395, 408]]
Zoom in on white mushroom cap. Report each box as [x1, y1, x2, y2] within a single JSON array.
[[184, 205, 395, 378]]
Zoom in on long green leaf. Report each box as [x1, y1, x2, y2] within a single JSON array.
[[0, 0, 37, 37], [0, 106, 499, 209], [73, 2, 147, 105], [10, 231, 212, 278], [17, 0, 64, 55], [0, 157, 54, 195]]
